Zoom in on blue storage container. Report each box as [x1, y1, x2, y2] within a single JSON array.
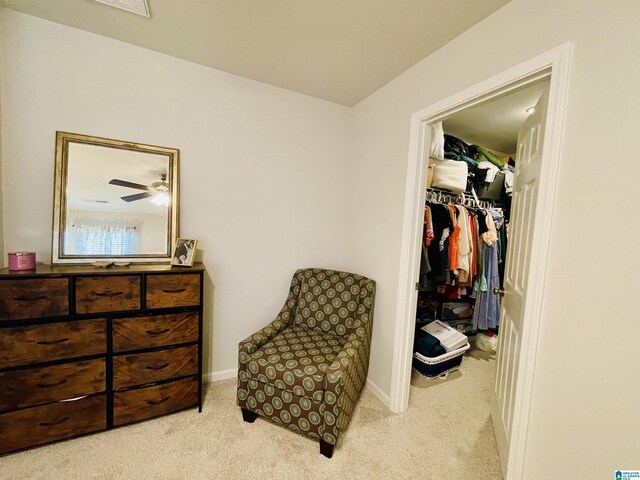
[[412, 342, 470, 378]]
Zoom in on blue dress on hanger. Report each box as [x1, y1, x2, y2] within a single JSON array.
[[472, 210, 503, 330]]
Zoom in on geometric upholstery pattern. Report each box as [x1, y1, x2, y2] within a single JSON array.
[[246, 326, 347, 403], [293, 270, 362, 336], [237, 268, 376, 453]]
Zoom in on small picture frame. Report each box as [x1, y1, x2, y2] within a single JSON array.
[[171, 238, 198, 267]]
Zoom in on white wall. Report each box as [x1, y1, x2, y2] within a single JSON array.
[[346, 0, 639, 478], [0, 9, 352, 382]]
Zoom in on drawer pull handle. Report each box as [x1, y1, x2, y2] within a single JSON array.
[[37, 337, 69, 346], [37, 379, 68, 388], [146, 396, 170, 406], [39, 416, 70, 427], [146, 328, 170, 336], [94, 291, 123, 297], [146, 362, 170, 371], [162, 288, 186, 293], [13, 295, 48, 302], [60, 395, 89, 402]]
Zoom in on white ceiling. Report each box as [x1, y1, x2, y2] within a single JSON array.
[[66, 142, 169, 214], [0, 0, 511, 106], [443, 80, 548, 155]]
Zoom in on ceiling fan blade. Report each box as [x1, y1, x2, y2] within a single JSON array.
[[109, 179, 150, 190], [121, 192, 153, 202]]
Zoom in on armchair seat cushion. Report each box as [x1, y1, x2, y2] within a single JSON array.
[[247, 326, 346, 403]]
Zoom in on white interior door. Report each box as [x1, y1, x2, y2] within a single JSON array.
[[491, 87, 549, 473]]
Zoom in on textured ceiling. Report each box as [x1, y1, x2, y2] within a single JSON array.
[[0, 0, 510, 106]]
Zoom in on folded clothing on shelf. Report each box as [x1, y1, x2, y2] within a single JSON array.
[[442, 301, 474, 320]]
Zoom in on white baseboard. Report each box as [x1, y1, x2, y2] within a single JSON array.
[[204, 369, 390, 407], [366, 377, 390, 407], [204, 368, 237, 383]]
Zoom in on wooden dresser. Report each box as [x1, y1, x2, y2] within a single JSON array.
[[0, 263, 204, 455]]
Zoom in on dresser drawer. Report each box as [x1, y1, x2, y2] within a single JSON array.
[[113, 344, 198, 390], [0, 318, 106, 369], [76, 275, 141, 314], [112, 312, 199, 353], [146, 274, 200, 309], [0, 359, 106, 412], [113, 376, 198, 426], [0, 278, 69, 320], [0, 394, 106, 455]]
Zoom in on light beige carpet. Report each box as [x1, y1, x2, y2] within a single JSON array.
[[0, 349, 502, 480]]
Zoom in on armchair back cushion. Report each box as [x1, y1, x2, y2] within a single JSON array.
[[293, 269, 362, 337]]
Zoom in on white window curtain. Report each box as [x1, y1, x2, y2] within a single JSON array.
[[65, 225, 137, 255]]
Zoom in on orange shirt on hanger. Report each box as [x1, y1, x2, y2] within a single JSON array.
[[448, 205, 460, 272]]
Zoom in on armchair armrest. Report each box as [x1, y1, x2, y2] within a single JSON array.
[[238, 313, 290, 358], [322, 278, 375, 445], [325, 278, 376, 395], [237, 315, 290, 408], [324, 329, 368, 397], [237, 273, 301, 409], [322, 328, 370, 444]]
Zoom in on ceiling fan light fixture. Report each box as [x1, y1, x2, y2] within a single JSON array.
[[151, 191, 169, 206]]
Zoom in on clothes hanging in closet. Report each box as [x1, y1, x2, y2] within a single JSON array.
[[423, 200, 507, 330], [471, 209, 504, 331], [425, 202, 454, 283]]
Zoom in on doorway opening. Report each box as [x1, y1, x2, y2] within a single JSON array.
[[389, 43, 572, 479]]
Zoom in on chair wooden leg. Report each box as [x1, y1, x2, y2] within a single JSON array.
[[319, 439, 335, 458], [241, 408, 258, 423]]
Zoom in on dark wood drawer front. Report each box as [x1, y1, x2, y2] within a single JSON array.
[[0, 394, 106, 455], [0, 359, 106, 412], [0, 278, 69, 320], [113, 345, 198, 390], [0, 318, 106, 369], [76, 275, 141, 314], [146, 274, 200, 309], [113, 376, 198, 426], [112, 312, 199, 353]]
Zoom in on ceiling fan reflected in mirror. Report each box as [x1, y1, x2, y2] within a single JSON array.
[[108, 174, 170, 205]]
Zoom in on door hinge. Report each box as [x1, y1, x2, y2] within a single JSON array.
[[415, 282, 420, 291]]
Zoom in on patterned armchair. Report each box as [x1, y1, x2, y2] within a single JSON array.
[[237, 268, 376, 458]]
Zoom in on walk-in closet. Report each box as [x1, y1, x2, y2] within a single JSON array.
[[409, 80, 550, 465]]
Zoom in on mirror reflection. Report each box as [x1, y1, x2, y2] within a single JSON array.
[[64, 143, 170, 256], [52, 132, 179, 264]]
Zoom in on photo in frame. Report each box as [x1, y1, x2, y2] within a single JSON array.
[[171, 238, 198, 267]]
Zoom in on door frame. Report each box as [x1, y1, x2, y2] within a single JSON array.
[[388, 42, 572, 478]]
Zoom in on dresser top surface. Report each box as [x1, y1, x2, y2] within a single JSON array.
[[0, 262, 205, 277]]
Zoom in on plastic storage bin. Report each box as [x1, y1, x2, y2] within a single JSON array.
[[412, 342, 470, 378]]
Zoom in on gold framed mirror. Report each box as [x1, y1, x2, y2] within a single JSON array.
[[52, 132, 179, 264]]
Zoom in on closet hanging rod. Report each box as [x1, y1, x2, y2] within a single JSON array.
[[425, 187, 504, 208]]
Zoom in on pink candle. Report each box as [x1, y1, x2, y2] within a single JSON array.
[[8, 252, 36, 271]]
